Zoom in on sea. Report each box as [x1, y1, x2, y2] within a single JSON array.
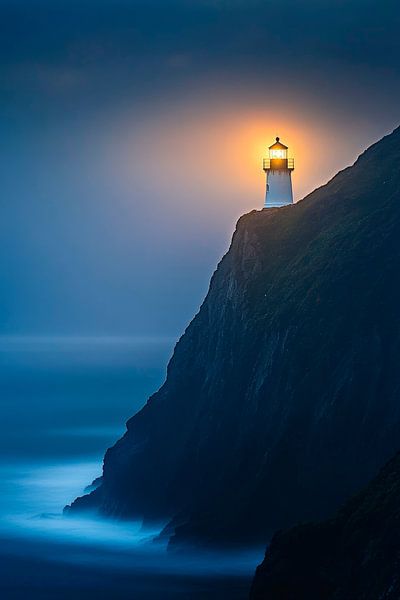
[[0, 336, 262, 599]]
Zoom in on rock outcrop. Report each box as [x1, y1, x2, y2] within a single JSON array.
[[68, 126, 400, 545], [250, 451, 400, 600]]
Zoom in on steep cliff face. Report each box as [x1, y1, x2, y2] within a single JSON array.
[[69, 126, 400, 544], [250, 451, 400, 600]]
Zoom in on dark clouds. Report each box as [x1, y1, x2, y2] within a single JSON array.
[[2, 0, 400, 109]]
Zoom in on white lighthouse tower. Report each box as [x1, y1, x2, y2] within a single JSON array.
[[263, 137, 294, 208]]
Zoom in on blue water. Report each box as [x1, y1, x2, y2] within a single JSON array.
[[0, 337, 261, 598]]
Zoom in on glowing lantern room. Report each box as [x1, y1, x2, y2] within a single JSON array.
[[269, 138, 288, 160], [263, 137, 294, 208]]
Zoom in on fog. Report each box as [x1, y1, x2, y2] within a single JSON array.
[[0, 336, 260, 598]]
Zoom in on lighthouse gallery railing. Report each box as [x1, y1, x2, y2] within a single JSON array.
[[263, 158, 294, 170]]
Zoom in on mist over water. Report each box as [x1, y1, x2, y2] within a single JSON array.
[[0, 336, 261, 599]]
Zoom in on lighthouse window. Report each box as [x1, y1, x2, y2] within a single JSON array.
[[270, 149, 286, 159]]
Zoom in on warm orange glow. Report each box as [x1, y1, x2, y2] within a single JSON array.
[[106, 92, 370, 227]]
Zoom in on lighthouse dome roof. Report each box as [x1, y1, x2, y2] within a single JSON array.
[[269, 136, 288, 150]]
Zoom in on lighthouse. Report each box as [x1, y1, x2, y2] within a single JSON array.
[[263, 137, 294, 208]]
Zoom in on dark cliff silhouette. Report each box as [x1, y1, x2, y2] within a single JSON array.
[[68, 126, 400, 546], [250, 450, 400, 600]]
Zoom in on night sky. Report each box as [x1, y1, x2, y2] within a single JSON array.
[[1, 0, 399, 336]]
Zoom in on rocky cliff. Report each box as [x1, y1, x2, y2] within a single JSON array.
[[250, 451, 400, 600], [68, 126, 400, 545]]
